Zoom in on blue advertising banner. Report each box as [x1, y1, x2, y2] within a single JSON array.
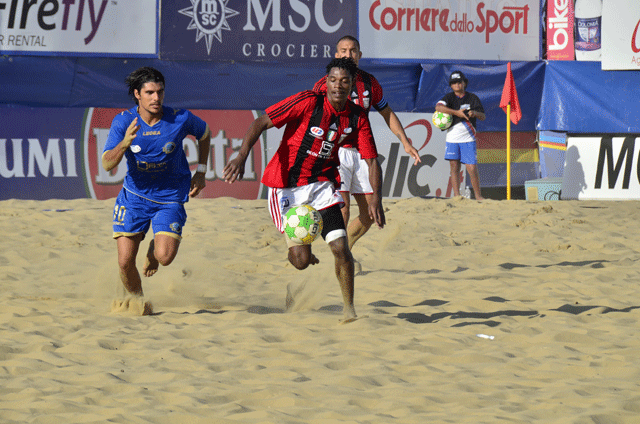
[[160, 0, 357, 61], [0, 108, 89, 200]]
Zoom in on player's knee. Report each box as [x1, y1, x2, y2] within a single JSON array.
[[154, 248, 177, 267], [288, 249, 311, 270], [118, 253, 137, 271], [330, 242, 352, 264], [290, 259, 310, 270], [118, 258, 135, 272]]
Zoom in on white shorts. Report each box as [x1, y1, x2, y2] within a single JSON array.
[[267, 181, 345, 244], [339, 147, 373, 195]]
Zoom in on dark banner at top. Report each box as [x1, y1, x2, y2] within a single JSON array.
[[160, 0, 357, 61]]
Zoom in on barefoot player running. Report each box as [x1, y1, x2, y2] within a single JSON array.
[[102, 67, 211, 314], [224, 58, 385, 323]]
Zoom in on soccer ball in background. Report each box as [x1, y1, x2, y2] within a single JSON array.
[[432, 111, 453, 130], [283, 204, 323, 245]]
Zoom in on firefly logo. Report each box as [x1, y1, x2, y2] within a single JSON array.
[[0, 0, 109, 44]]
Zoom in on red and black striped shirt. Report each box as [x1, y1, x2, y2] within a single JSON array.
[[262, 90, 377, 189], [313, 68, 387, 148]]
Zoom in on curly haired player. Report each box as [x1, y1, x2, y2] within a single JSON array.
[[224, 58, 384, 323]]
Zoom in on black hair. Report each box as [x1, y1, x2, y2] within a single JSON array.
[[125, 67, 165, 105], [336, 35, 360, 51], [325, 57, 358, 79]]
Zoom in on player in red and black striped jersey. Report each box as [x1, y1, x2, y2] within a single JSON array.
[[313, 35, 421, 252], [224, 58, 384, 323], [260, 88, 378, 189]]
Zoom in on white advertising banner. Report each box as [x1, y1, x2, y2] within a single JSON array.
[[562, 135, 640, 200], [264, 112, 455, 199], [601, 0, 640, 70], [0, 0, 157, 56], [359, 0, 540, 61]]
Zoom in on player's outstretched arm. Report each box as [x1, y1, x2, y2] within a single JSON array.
[[364, 157, 385, 229], [102, 118, 139, 171], [223, 114, 274, 183], [378, 106, 421, 166]]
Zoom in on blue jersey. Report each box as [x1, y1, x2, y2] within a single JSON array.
[[104, 106, 207, 203]]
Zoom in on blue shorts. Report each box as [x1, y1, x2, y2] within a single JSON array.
[[445, 141, 478, 165], [112, 189, 186, 240]]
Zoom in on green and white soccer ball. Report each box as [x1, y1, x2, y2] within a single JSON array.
[[284, 204, 323, 245], [432, 111, 453, 130]]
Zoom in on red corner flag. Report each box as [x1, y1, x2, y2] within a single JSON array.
[[500, 62, 522, 125]]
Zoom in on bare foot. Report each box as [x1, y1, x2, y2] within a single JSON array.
[[143, 239, 159, 277], [339, 315, 369, 325], [338, 304, 358, 324], [111, 296, 154, 316]]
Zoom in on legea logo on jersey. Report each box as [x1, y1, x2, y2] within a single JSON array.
[[310, 127, 324, 138], [179, 0, 240, 55]]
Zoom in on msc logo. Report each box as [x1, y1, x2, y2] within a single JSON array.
[[179, 0, 240, 55]]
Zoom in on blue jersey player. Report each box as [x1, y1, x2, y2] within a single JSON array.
[[102, 67, 211, 314]]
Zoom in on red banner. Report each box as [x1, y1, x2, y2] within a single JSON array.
[[547, 0, 575, 60]]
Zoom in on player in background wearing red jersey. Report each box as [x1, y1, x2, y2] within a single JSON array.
[[224, 58, 384, 323], [313, 35, 421, 251]]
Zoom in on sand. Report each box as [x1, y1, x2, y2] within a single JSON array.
[[1, 196, 639, 423]]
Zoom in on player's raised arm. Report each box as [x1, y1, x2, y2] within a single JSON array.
[[223, 114, 274, 183], [102, 118, 139, 171]]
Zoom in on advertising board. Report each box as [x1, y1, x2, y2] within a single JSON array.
[[547, 0, 575, 60], [359, 0, 540, 61], [563, 135, 640, 199], [160, 0, 357, 61], [0, 0, 157, 56], [601, 0, 640, 70]]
